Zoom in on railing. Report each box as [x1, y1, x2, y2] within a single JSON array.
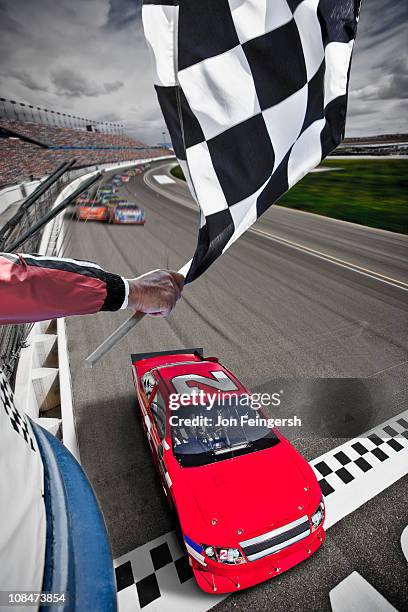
[[0, 159, 86, 383], [0, 96, 125, 135], [0, 160, 75, 252], [0, 154, 173, 385]]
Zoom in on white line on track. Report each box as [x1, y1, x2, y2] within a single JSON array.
[[329, 571, 399, 612], [143, 165, 408, 293], [250, 228, 408, 292], [154, 174, 176, 185], [401, 526, 408, 563], [115, 409, 408, 611]]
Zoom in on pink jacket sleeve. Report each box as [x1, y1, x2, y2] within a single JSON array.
[[0, 253, 128, 324]]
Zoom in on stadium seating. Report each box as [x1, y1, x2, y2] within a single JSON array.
[[0, 119, 146, 149], [0, 118, 170, 187]]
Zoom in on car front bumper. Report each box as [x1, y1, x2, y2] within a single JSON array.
[[113, 219, 145, 224], [77, 214, 108, 221], [191, 526, 325, 594]]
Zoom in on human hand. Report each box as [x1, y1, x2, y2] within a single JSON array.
[[127, 269, 184, 317]]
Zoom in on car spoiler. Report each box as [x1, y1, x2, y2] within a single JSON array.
[[131, 348, 203, 363]]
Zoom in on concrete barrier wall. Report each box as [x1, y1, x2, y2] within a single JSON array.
[[0, 179, 44, 214]]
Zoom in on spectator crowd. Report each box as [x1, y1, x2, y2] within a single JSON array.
[[0, 119, 170, 187]]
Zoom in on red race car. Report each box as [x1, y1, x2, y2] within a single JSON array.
[[131, 349, 325, 594], [76, 199, 109, 222]]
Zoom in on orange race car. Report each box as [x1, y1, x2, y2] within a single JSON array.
[[76, 199, 109, 222]]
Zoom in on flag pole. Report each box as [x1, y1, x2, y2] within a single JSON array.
[[85, 260, 191, 367], [85, 311, 146, 367]]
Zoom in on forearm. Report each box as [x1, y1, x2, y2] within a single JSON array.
[[0, 253, 128, 324]]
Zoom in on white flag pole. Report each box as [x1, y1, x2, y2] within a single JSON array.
[[85, 311, 146, 367], [85, 260, 192, 367]]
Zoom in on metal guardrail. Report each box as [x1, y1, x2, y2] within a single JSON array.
[[0, 160, 75, 253], [0, 159, 91, 383], [0, 154, 172, 384]]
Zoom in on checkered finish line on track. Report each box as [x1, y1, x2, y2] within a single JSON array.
[[142, 0, 362, 282], [115, 531, 225, 611], [114, 409, 408, 610], [310, 409, 408, 529]]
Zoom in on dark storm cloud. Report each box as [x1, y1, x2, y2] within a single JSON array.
[[2, 68, 50, 93], [0, 0, 163, 140], [104, 0, 142, 31], [350, 53, 408, 104], [51, 67, 124, 99], [0, 0, 406, 140], [356, 0, 407, 49], [0, 0, 23, 34], [374, 55, 408, 100], [346, 0, 407, 134]]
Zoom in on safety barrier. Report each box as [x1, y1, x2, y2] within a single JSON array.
[[11, 155, 175, 448]]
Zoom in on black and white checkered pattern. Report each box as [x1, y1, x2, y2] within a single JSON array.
[[114, 411, 408, 610], [116, 539, 191, 608], [114, 530, 225, 611], [311, 416, 408, 498], [0, 369, 36, 451], [143, 0, 361, 281]]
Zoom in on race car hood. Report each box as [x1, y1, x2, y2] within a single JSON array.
[[78, 206, 106, 215], [178, 442, 312, 544]]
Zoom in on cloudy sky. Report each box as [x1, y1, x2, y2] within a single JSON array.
[[0, 0, 406, 144]]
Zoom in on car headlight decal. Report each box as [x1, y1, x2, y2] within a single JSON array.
[[202, 544, 247, 564], [311, 497, 325, 531]]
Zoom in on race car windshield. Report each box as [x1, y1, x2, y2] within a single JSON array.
[[171, 398, 279, 467]]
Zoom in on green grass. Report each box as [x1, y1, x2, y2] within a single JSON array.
[[278, 159, 407, 234], [170, 164, 186, 181], [172, 159, 408, 234]]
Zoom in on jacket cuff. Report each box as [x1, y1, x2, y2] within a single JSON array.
[[100, 273, 127, 311]]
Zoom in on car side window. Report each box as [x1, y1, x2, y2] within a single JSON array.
[[141, 372, 156, 400], [150, 391, 166, 440]]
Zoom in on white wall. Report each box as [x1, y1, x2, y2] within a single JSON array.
[[0, 179, 43, 215]]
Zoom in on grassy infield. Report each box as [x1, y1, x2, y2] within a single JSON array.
[[171, 159, 407, 234]]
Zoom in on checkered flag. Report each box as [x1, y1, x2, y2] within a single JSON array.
[[143, 0, 361, 282], [0, 370, 35, 451]]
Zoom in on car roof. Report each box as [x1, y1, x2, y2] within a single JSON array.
[[162, 360, 244, 392]]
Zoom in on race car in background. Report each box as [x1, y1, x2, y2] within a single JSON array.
[[133, 164, 150, 175], [99, 194, 113, 205], [76, 198, 109, 222], [121, 174, 130, 182], [98, 187, 114, 197], [131, 350, 325, 593], [109, 201, 145, 225], [94, 186, 116, 205]]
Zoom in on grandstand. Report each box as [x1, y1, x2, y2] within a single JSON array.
[[334, 133, 408, 156], [0, 118, 146, 149], [0, 101, 171, 187]]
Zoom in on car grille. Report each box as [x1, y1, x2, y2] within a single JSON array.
[[240, 516, 310, 562]]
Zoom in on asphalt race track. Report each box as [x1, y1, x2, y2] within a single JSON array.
[[65, 160, 408, 611]]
